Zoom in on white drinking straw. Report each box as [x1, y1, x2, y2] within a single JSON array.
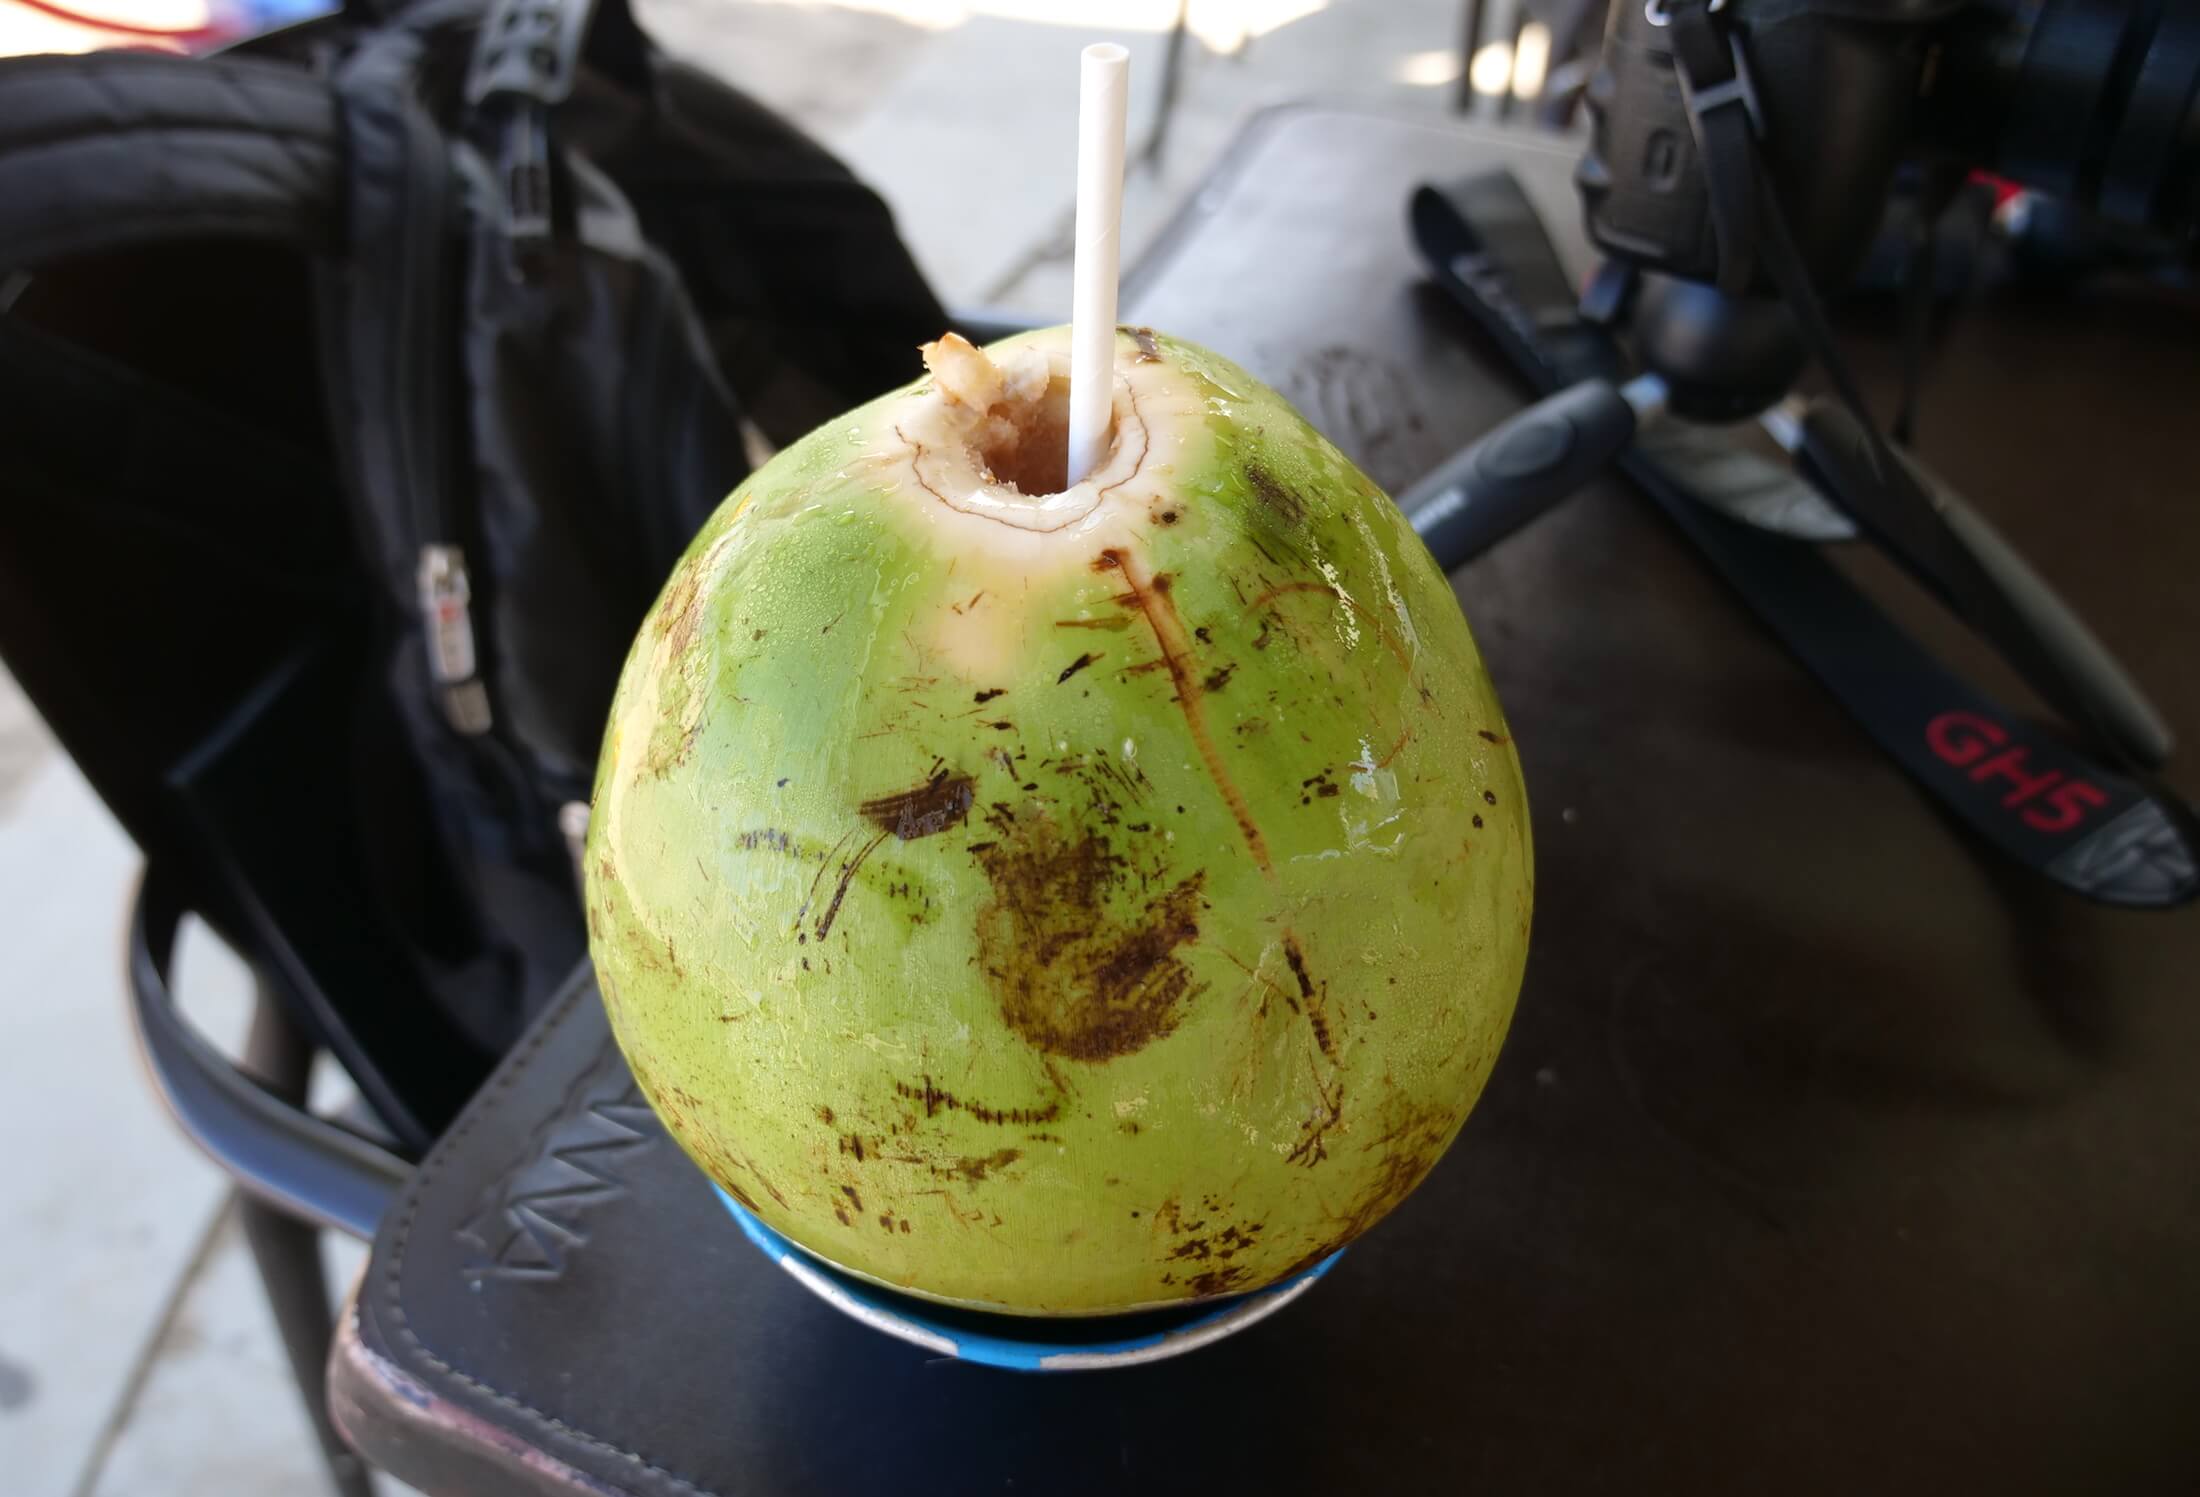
[[1066, 42, 1129, 489]]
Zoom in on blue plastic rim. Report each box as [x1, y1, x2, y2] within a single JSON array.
[[715, 1186, 1343, 1372]]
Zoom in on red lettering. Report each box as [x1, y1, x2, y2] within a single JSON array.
[[1926, 710, 2005, 768], [1969, 746, 2062, 806], [1925, 710, 2107, 835], [2022, 779, 2108, 833]]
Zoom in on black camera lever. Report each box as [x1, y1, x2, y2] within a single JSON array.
[[1405, 373, 1660, 560]]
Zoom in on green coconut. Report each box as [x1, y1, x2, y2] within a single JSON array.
[[586, 326, 1530, 1316]]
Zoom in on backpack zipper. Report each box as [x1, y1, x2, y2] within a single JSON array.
[[385, 84, 493, 737]]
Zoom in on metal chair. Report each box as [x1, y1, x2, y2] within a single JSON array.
[[128, 859, 410, 1497]]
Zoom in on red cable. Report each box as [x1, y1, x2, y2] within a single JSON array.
[[3, 0, 219, 41]]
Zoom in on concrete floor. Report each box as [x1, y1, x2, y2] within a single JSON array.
[[647, 0, 1479, 313], [0, 0, 1488, 1490]]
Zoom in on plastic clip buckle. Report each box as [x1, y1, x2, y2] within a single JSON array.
[[465, 0, 591, 281]]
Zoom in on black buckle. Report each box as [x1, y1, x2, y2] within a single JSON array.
[[465, 0, 592, 280], [494, 107, 554, 279], [1676, 33, 1763, 139]]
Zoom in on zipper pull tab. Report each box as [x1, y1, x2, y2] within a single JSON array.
[[417, 544, 493, 735]]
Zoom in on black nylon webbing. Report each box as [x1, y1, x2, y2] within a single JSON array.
[[1668, 2, 1759, 296]]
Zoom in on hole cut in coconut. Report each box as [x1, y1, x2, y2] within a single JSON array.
[[975, 373, 1073, 498], [924, 332, 1101, 501], [908, 332, 1148, 536]]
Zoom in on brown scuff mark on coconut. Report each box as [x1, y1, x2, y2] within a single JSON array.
[[1278, 1093, 1457, 1275], [1243, 463, 1307, 526], [1096, 547, 1274, 877], [1056, 651, 1102, 683], [892, 1076, 1062, 1127], [1184, 1264, 1254, 1297], [858, 768, 976, 840], [1282, 931, 1338, 1063], [802, 828, 889, 942], [1245, 579, 1413, 672], [971, 802, 1209, 1062], [655, 564, 705, 656], [652, 529, 738, 665], [1284, 1069, 1343, 1167], [935, 1148, 1022, 1188]]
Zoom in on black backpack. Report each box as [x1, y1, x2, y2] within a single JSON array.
[[0, 0, 946, 1148]]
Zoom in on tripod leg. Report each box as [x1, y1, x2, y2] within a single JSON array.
[[1789, 399, 2175, 768]]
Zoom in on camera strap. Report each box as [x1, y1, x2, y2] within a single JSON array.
[[1669, 0, 1884, 437], [1411, 168, 2198, 908], [1665, 0, 1761, 297]]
